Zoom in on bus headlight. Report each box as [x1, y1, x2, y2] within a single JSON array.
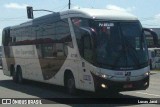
[[101, 83, 107, 88], [97, 72, 108, 79], [101, 74, 107, 78], [95, 71, 111, 79], [144, 72, 149, 76]]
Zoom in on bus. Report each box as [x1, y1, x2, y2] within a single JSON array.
[[148, 48, 160, 69], [144, 28, 160, 69], [2, 8, 152, 94]]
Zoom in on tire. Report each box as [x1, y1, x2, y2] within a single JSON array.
[[66, 74, 76, 95], [144, 76, 150, 89], [12, 66, 23, 84], [12, 68, 17, 82], [150, 60, 152, 70], [17, 67, 23, 84]]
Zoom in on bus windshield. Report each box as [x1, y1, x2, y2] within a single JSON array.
[[94, 21, 148, 70], [72, 18, 148, 70]]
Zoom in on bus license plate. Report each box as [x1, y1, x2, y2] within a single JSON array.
[[123, 84, 133, 88]]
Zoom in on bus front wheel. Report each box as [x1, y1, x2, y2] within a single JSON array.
[[12, 68, 17, 82], [66, 74, 76, 95]]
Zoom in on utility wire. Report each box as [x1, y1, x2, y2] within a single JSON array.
[[51, 4, 69, 11], [60, 4, 68, 11]]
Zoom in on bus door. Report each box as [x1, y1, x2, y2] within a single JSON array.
[[78, 29, 95, 91], [154, 49, 160, 69]]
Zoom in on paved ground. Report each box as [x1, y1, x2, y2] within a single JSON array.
[[121, 71, 160, 98], [0, 69, 159, 107]]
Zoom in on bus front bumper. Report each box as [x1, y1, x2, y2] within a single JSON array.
[[92, 74, 149, 92]]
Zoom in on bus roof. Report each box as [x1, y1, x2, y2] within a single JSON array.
[[148, 48, 160, 50], [60, 8, 138, 20], [9, 8, 138, 29]]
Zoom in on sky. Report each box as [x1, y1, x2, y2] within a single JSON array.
[[0, 0, 160, 45]]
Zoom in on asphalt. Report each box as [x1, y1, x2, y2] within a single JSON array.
[[0, 69, 159, 107]]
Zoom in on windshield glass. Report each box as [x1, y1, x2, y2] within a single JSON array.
[[72, 18, 148, 70]]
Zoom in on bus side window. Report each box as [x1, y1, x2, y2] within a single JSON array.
[[144, 30, 154, 48], [2, 29, 10, 46], [144, 28, 158, 48], [2, 30, 5, 46]]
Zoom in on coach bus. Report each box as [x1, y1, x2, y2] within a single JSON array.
[[2, 8, 153, 94], [144, 28, 160, 69]]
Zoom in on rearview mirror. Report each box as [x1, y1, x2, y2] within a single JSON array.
[[143, 28, 158, 47]]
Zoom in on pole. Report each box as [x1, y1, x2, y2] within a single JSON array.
[[69, 0, 71, 9]]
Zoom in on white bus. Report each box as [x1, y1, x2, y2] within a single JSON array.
[[148, 48, 156, 69], [148, 48, 160, 69], [2, 8, 151, 94], [144, 28, 159, 69]]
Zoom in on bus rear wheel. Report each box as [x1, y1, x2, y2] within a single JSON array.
[[12, 68, 17, 82], [12, 66, 23, 84], [66, 74, 76, 95], [17, 67, 23, 84]]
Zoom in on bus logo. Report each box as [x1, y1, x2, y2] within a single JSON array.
[[125, 72, 131, 76]]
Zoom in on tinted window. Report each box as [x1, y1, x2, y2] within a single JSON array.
[[2, 29, 10, 46], [38, 19, 72, 58], [55, 19, 72, 45]]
